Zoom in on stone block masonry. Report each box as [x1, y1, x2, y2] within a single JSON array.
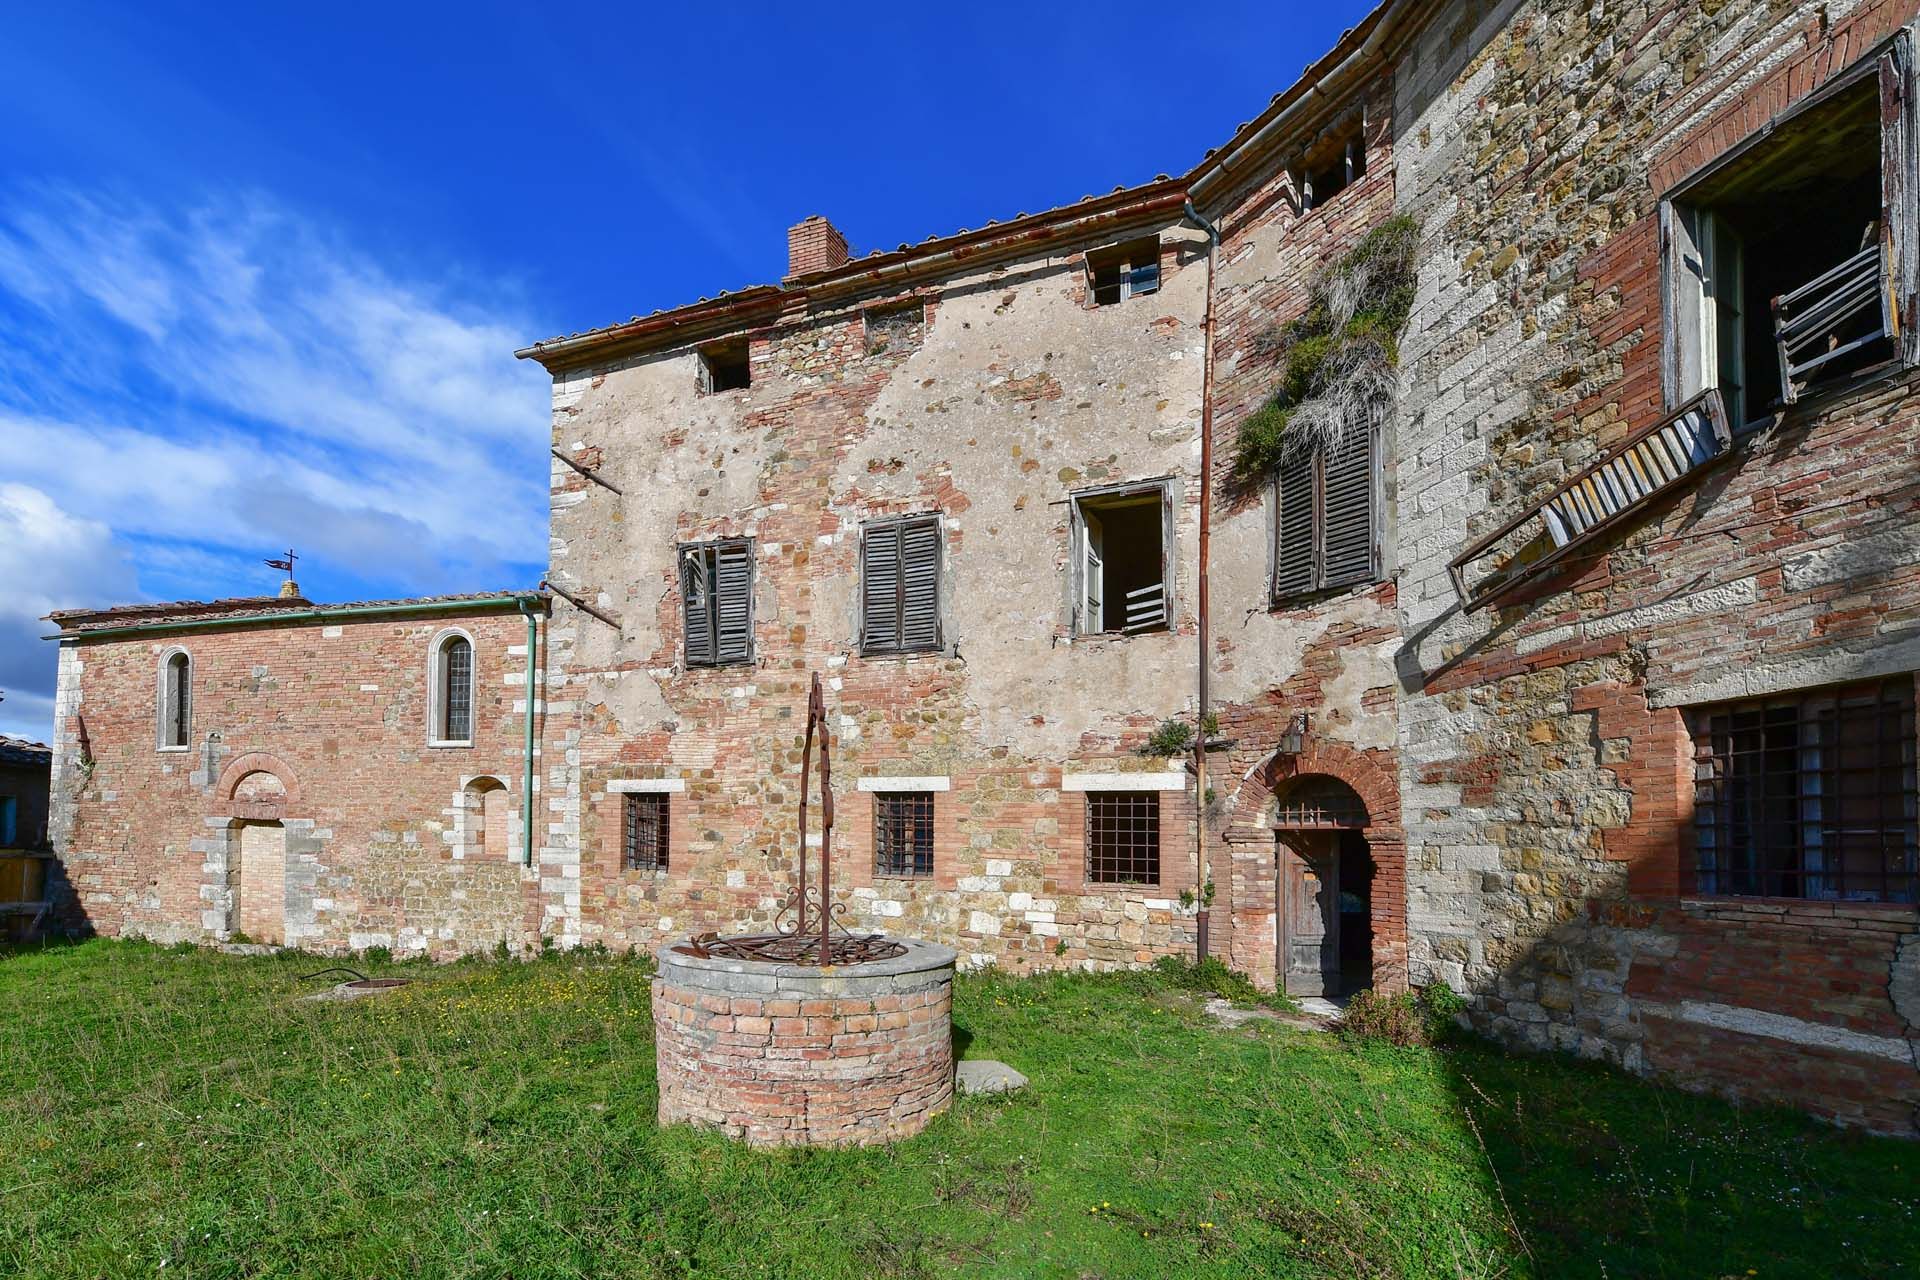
[[652, 939, 956, 1146]]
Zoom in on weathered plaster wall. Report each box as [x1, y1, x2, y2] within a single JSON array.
[[1389, 0, 1920, 1133], [53, 610, 555, 956], [544, 223, 1213, 970]]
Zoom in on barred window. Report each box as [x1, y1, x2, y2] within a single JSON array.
[[1086, 791, 1160, 885], [874, 792, 934, 878], [435, 635, 474, 744], [1692, 679, 1917, 902], [624, 793, 669, 872]]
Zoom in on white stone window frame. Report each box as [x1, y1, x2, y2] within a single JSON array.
[[426, 627, 477, 749], [1060, 771, 1187, 792], [853, 775, 950, 792], [155, 645, 193, 753], [1660, 35, 1920, 431]]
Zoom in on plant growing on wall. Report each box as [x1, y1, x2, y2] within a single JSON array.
[[1232, 214, 1420, 480]]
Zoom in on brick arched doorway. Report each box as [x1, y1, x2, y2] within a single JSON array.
[[1223, 741, 1407, 995]]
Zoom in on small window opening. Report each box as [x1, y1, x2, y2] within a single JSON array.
[[624, 792, 670, 871], [874, 792, 934, 877], [1674, 74, 1894, 425], [1073, 483, 1171, 635], [0, 796, 17, 847], [1086, 791, 1160, 885], [1302, 128, 1366, 210], [864, 301, 926, 353], [698, 341, 751, 393], [1087, 237, 1161, 306], [161, 651, 191, 748]]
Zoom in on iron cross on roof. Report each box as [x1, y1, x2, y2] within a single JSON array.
[[264, 549, 297, 584]]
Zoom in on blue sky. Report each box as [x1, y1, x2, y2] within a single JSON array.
[[0, 1, 1376, 741]]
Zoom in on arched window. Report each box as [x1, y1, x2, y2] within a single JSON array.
[[158, 650, 192, 749], [432, 633, 474, 745]]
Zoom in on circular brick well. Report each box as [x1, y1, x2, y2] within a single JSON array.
[[651, 938, 956, 1147]]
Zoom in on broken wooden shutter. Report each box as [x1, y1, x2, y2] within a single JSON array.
[[899, 518, 941, 650], [1273, 448, 1315, 599], [680, 547, 713, 665], [1082, 510, 1105, 632], [714, 541, 754, 664], [1320, 427, 1375, 589], [861, 522, 901, 652]]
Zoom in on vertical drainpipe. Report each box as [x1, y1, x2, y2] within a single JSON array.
[[518, 600, 540, 869], [1184, 198, 1221, 963]]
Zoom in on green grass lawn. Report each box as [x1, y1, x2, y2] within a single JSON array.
[[1, 941, 1912, 1279]]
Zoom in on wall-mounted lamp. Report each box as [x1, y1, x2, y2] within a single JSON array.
[[1279, 712, 1310, 756]]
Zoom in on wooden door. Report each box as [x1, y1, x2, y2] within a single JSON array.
[[1278, 834, 1339, 997]]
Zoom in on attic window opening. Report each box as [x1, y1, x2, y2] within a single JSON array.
[[1667, 63, 1905, 426], [1302, 127, 1366, 210], [1087, 237, 1161, 306], [1072, 482, 1172, 636], [699, 342, 751, 393]]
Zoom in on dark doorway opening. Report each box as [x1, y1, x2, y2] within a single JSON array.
[[1274, 775, 1375, 998]]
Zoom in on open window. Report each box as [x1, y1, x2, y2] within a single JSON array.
[[1071, 481, 1173, 636], [680, 538, 754, 667], [1301, 123, 1367, 211], [1086, 236, 1161, 306], [697, 340, 750, 393], [1666, 49, 1911, 425]]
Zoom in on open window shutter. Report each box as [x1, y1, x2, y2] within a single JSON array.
[[714, 542, 753, 664], [1878, 47, 1909, 363], [681, 549, 713, 665], [1274, 448, 1315, 599], [1082, 510, 1105, 632], [1321, 427, 1375, 589], [900, 518, 941, 650], [862, 523, 902, 652]]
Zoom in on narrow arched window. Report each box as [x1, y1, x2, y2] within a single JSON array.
[[159, 651, 191, 749], [435, 635, 474, 744]]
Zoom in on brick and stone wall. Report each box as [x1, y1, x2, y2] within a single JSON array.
[[50, 603, 561, 956], [1386, 0, 1920, 1133], [652, 939, 956, 1146], [543, 219, 1214, 973]]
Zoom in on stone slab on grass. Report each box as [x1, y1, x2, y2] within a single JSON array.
[[956, 1059, 1028, 1095]]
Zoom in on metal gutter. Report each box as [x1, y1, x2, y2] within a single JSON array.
[[1182, 198, 1221, 963], [48, 593, 549, 642]]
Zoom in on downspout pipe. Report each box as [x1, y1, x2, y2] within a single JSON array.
[[517, 600, 541, 869], [1183, 198, 1221, 963]]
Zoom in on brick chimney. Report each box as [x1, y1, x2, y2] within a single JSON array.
[[786, 215, 850, 279]]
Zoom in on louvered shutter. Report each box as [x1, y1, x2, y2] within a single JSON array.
[[862, 523, 902, 652], [1320, 427, 1375, 589], [714, 542, 754, 664], [899, 518, 941, 650], [1273, 448, 1315, 599], [681, 549, 713, 665]]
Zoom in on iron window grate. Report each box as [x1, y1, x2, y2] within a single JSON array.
[[1087, 791, 1160, 885], [874, 792, 934, 878], [1692, 679, 1917, 902], [624, 793, 669, 872]]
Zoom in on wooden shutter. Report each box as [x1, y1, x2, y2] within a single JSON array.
[[680, 548, 713, 665], [861, 522, 902, 652], [1082, 509, 1105, 632], [1320, 427, 1375, 589], [900, 518, 941, 650], [1273, 448, 1315, 599], [714, 541, 754, 664]]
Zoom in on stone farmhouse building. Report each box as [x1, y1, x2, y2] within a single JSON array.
[[43, 0, 1920, 1134]]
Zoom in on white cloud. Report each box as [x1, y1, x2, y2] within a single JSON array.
[[0, 186, 550, 587], [0, 484, 136, 742]]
